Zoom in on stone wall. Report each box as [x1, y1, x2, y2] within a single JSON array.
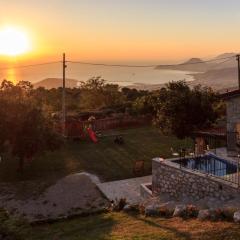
[[152, 158, 239, 200], [226, 96, 240, 131]]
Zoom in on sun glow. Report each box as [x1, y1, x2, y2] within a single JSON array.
[[0, 27, 31, 56]]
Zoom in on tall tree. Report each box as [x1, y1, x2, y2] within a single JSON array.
[[0, 81, 62, 171], [141, 81, 218, 138]]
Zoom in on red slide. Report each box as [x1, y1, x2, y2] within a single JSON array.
[[87, 128, 98, 143]]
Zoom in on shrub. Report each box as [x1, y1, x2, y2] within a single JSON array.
[[185, 205, 199, 218], [222, 208, 236, 221], [139, 204, 145, 215], [111, 198, 127, 211]]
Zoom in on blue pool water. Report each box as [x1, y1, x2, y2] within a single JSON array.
[[173, 154, 237, 177]]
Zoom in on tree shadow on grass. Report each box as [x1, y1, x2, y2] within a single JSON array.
[[31, 213, 118, 240], [130, 214, 192, 240], [196, 225, 240, 240]]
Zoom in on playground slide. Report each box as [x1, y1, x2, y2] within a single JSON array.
[[87, 128, 98, 143]]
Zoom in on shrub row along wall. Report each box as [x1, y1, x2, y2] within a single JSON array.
[[152, 158, 239, 201]]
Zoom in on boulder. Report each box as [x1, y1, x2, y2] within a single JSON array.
[[123, 204, 138, 212], [233, 211, 240, 223], [185, 205, 199, 218], [173, 205, 187, 217], [222, 207, 237, 220], [123, 204, 132, 212], [158, 201, 176, 217], [198, 209, 211, 220], [145, 205, 158, 216]]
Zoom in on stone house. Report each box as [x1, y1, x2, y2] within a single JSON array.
[[221, 89, 240, 156], [193, 89, 240, 157], [193, 128, 226, 155]]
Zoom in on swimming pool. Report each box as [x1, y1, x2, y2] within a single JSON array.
[[173, 154, 237, 177]]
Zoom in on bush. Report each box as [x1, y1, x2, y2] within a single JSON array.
[[158, 206, 173, 217], [111, 198, 127, 212], [185, 205, 199, 218], [222, 207, 236, 221], [139, 204, 145, 215]]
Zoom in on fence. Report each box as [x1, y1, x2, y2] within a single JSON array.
[[56, 116, 151, 137], [176, 155, 240, 187]]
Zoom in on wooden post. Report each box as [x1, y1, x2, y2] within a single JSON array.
[[236, 54, 240, 89], [62, 53, 67, 136], [237, 156, 240, 188]]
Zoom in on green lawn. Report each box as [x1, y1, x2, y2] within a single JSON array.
[[0, 127, 193, 182], [2, 211, 240, 240]]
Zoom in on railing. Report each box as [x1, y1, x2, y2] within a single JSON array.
[[176, 154, 240, 187]]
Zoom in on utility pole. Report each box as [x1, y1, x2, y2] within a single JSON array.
[[237, 54, 240, 89], [62, 53, 67, 136]]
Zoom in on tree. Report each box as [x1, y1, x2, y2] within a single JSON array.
[[0, 81, 62, 171], [79, 76, 124, 110], [144, 81, 218, 138], [132, 95, 155, 115], [122, 87, 148, 101]]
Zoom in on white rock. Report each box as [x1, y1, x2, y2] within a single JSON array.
[[123, 204, 132, 212], [173, 205, 186, 217], [233, 211, 240, 223], [198, 209, 211, 220]]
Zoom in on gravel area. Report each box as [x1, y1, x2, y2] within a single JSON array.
[[0, 172, 108, 222]]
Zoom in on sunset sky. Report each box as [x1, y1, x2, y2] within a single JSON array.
[[1, 0, 240, 64]]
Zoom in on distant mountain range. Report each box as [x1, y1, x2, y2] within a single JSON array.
[[34, 78, 80, 89], [156, 53, 238, 91], [156, 58, 209, 72]]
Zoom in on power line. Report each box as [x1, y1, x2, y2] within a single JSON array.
[[0, 61, 61, 71], [67, 61, 156, 68], [0, 55, 236, 71], [175, 56, 235, 66], [211, 58, 235, 69], [237, 54, 240, 89], [68, 56, 235, 68]]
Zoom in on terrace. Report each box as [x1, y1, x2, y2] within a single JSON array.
[[141, 89, 240, 201], [140, 142, 240, 202]]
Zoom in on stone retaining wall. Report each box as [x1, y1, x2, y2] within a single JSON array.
[[152, 158, 239, 200]]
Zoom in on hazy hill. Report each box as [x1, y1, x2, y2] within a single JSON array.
[[154, 53, 239, 91], [156, 57, 209, 72], [128, 67, 238, 91], [156, 53, 238, 72], [209, 53, 237, 70], [34, 78, 80, 89], [189, 67, 238, 91], [214, 52, 236, 59]]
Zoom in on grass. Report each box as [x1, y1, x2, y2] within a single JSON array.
[[0, 127, 193, 182], [2, 211, 240, 240]]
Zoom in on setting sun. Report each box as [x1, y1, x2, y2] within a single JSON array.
[[0, 27, 31, 56]]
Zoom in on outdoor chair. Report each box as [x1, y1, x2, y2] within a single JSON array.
[[133, 160, 144, 176]]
